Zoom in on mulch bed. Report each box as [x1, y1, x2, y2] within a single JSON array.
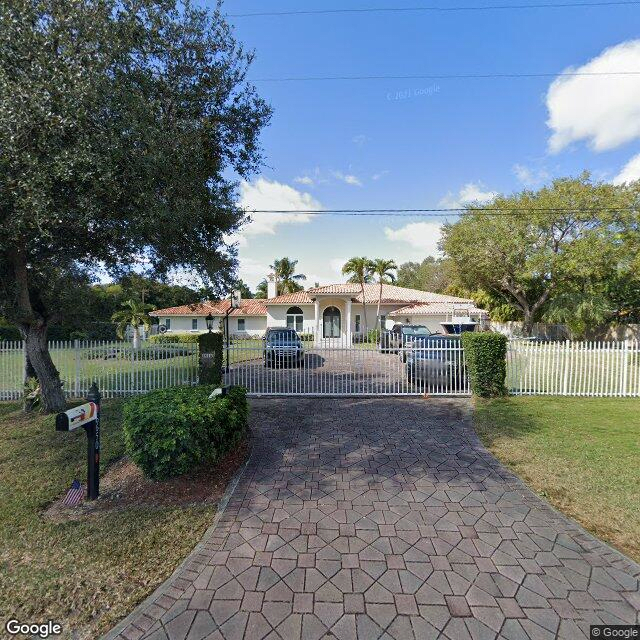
[[44, 440, 249, 522]]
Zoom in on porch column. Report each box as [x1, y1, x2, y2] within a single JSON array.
[[314, 298, 320, 343], [346, 299, 352, 346]]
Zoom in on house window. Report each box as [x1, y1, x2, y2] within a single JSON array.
[[192, 318, 198, 330], [355, 314, 361, 333], [286, 306, 304, 332], [237, 318, 246, 332], [164, 318, 171, 330]]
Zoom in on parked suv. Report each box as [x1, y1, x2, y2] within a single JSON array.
[[263, 327, 304, 367], [380, 324, 439, 360]]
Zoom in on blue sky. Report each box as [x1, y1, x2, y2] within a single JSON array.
[[212, 1, 640, 290]]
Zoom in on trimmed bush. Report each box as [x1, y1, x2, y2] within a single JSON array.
[[149, 332, 201, 344], [123, 385, 248, 480], [461, 332, 508, 397], [198, 332, 223, 385]]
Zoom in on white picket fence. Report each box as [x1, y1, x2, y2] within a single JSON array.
[[1, 337, 639, 401], [508, 339, 640, 397], [0, 340, 199, 400]]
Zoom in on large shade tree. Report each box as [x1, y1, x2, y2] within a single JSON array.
[[0, 0, 271, 411], [441, 175, 639, 336]]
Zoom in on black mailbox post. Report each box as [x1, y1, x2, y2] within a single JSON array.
[[55, 383, 101, 500]]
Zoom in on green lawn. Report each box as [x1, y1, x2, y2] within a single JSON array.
[[0, 401, 215, 639], [473, 396, 640, 563]]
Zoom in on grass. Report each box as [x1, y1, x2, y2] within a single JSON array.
[[0, 343, 199, 398], [0, 400, 216, 639], [473, 396, 640, 563]]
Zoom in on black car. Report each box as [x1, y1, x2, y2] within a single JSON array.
[[263, 327, 305, 367], [380, 324, 439, 360]]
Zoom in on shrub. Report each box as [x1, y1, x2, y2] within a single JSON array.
[[461, 332, 508, 397], [123, 385, 248, 480], [366, 328, 380, 344], [148, 333, 201, 344]]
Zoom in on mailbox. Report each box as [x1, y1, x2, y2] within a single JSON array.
[[56, 402, 98, 432]]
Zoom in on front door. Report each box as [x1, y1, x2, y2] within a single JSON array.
[[323, 306, 341, 338]]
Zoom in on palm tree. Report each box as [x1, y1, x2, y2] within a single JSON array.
[[269, 257, 306, 295], [111, 299, 155, 348], [371, 258, 397, 330], [342, 257, 374, 337]]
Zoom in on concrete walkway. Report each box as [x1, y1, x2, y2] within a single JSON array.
[[107, 398, 640, 640]]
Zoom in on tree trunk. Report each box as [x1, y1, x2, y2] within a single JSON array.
[[23, 322, 66, 413], [132, 325, 140, 349], [521, 309, 534, 337], [361, 282, 369, 338]]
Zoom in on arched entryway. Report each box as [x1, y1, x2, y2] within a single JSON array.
[[323, 306, 341, 338]]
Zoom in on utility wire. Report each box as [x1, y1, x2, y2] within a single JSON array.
[[245, 207, 636, 216], [229, 0, 640, 18], [251, 70, 640, 82]]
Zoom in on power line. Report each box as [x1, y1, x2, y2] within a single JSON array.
[[251, 70, 640, 82], [229, 0, 640, 18], [245, 207, 636, 216]]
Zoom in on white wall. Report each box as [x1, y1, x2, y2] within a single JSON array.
[[266, 305, 316, 333], [157, 315, 266, 337]]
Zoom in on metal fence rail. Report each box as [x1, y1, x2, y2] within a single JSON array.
[[224, 330, 469, 396], [0, 340, 199, 400]]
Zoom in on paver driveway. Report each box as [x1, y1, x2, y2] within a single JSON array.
[[107, 398, 640, 640]]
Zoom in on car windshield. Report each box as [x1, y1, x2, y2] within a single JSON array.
[[267, 330, 299, 344], [402, 326, 432, 336]]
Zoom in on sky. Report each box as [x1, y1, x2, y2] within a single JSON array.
[[207, 0, 640, 290]]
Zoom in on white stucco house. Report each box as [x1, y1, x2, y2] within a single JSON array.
[[150, 278, 488, 341]]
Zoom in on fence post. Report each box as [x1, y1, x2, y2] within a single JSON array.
[[562, 339, 570, 396], [621, 339, 629, 397], [74, 339, 81, 398]]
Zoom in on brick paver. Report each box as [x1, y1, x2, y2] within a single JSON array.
[[106, 398, 640, 640]]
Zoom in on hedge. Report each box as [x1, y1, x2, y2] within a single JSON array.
[[123, 385, 248, 480], [148, 333, 201, 344], [461, 332, 508, 398]]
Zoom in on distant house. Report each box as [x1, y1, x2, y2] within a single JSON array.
[[150, 275, 487, 340]]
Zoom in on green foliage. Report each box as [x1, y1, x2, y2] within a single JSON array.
[[396, 257, 452, 293], [366, 328, 381, 344], [198, 333, 223, 386], [342, 257, 374, 335], [111, 299, 155, 340], [149, 333, 202, 344], [0, 0, 271, 411], [269, 258, 306, 295], [0, 325, 21, 341], [441, 175, 640, 334], [123, 386, 248, 480], [461, 332, 508, 398]]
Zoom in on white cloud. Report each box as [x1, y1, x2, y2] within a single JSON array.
[[513, 163, 550, 187], [613, 153, 640, 184], [438, 182, 497, 209], [372, 170, 390, 181], [294, 175, 314, 186], [352, 134, 369, 146], [237, 257, 268, 287], [332, 171, 362, 187], [383, 222, 443, 256], [236, 178, 321, 238], [546, 40, 640, 153], [329, 257, 348, 276]]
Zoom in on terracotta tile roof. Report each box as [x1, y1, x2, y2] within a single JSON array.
[[307, 283, 476, 305], [389, 302, 489, 317], [150, 299, 267, 317], [264, 291, 314, 304]]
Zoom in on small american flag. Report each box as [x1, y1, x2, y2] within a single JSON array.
[[63, 479, 85, 507]]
